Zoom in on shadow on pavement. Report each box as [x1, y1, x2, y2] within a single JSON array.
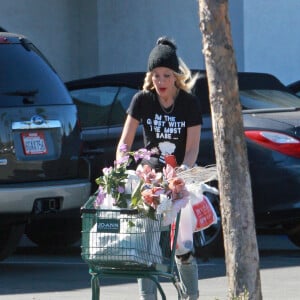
[[0, 234, 299, 296]]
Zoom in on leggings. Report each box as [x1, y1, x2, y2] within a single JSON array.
[[138, 253, 199, 300]]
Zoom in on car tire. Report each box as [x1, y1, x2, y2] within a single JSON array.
[[193, 192, 224, 258], [0, 224, 25, 261], [26, 218, 81, 248]]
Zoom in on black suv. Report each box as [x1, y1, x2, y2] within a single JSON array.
[[0, 32, 91, 260]]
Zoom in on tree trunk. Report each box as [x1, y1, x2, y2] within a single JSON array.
[[198, 1, 262, 299]]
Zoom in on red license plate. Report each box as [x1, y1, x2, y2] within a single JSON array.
[[21, 132, 48, 155]]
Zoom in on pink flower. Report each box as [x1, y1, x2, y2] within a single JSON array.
[[117, 186, 125, 193], [136, 164, 160, 184], [95, 186, 106, 207], [133, 148, 152, 162], [118, 143, 128, 153], [168, 177, 189, 200], [163, 164, 177, 180], [115, 155, 130, 166], [141, 186, 165, 208], [102, 166, 113, 175]]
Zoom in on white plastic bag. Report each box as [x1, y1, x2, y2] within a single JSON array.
[[125, 170, 140, 194], [188, 182, 218, 232], [175, 202, 194, 255], [88, 212, 162, 265]]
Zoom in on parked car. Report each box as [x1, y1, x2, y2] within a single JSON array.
[[66, 73, 146, 193], [66, 71, 300, 256], [0, 32, 91, 260]]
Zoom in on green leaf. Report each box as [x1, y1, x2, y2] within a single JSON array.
[[147, 206, 157, 220], [131, 180, 143, 207], [128, 220, 135, 227]]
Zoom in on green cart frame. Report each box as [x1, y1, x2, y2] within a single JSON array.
[[81, 197, 182, 300]]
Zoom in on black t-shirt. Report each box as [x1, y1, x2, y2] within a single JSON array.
[[127, 89, 202, 169]]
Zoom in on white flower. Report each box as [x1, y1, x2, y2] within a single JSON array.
[[156, 194, 172, 215]]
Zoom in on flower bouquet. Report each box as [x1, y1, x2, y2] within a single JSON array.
[[93, 144, 189, 225], [85, 144, 191, 264]]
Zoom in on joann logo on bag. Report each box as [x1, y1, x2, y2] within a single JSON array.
[[97, 218, 120, 233]]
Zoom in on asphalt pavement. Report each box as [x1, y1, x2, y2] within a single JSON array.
[[0, 234, 300, 299]]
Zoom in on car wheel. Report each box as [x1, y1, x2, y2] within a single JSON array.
[[26, 218, 81, 248], [0, 224, 25, 261], [193, 192, 224, 257], [283, 223, 300, 247]]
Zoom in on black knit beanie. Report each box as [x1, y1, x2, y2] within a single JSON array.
[[147, 37, 179, 72]]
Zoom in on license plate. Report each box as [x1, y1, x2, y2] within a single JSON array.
[[21, 132, 48, 155]]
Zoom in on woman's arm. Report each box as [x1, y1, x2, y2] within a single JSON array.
[[116, 115, 140, 160], [181, 124, 201, 169]]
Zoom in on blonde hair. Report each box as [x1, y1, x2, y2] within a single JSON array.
[[142, 57, 199, 93]]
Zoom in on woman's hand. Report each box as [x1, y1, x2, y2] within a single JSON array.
[[176, 163, 190, 173], [116, 115, 139, 161]]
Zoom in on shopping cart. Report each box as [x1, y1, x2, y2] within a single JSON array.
[[81, 196, 182, 300]]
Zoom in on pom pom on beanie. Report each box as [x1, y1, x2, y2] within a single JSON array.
[[147, 37, 179, 72]]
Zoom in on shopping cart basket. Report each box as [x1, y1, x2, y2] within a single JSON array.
[[81, 196, 182, 300]]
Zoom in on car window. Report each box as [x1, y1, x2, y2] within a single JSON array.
[[110, 87, 138, 126], [70, 87, 119, 128], [240, 90, 300, 109], [0, 44, 72, 106]]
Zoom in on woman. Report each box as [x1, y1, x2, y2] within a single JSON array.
[[116, 37, 202, 300]]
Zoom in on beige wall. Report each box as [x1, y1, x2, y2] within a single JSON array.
[[0, 0, 242, 81], [0, 0, 98, 81], [96, 0, 205, 74], [1, 0, 299, 84]]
